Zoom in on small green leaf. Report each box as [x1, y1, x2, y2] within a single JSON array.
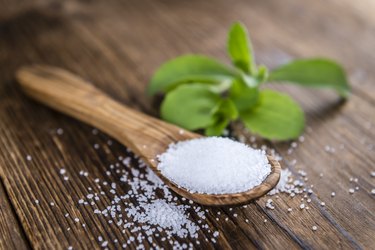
[[229, 79, 259, 113], [269, 58, 350, 98], [160, 84, 221, 130], [205, 99, 238, 136], [256, 65, 269, 83], [227, 22, 256, 74], [148, 55, 238, 95], [241, 90, 304, 140], [241, 74, 258, 88], [216, 99, 239, 120], [205, 117, 230, 136]]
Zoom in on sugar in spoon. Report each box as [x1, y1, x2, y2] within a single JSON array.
[[16, 65, 280, 206]]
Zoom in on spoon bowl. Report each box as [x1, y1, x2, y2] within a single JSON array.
[[16, 65, 281, 206]]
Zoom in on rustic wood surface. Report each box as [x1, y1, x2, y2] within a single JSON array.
[[0, 0, 374, 249]]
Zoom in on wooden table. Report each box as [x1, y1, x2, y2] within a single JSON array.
[[0, 0, 374, 249]]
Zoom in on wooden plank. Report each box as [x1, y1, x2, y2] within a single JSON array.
[[0, 181, 30, 250], [0, 0, 373, 249]]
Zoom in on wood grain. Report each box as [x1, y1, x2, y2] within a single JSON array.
[[0, 181, 30, 250], [0, 0, 374, 249]]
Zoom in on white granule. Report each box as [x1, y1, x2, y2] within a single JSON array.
[[371, 171, 375, 177], [26, 155, 32, 161], [266, 199, 275, 210], [312, 226, 318, 231], [157, 137, 271, 194], [371, 189, 375, 195], [331, 192, 336, 197], [59, 168, 66, 175]]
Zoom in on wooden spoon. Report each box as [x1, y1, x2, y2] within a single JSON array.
[[16, 65, 281, 206]]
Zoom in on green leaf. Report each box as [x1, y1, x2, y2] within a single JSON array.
[[160, 84, 221, 130], [205, 99, 238, 136], [256, 65, 269, 84], [227, 22, 256, 74], [269, 58, 350, 98], [241, 90, 305, 140], [205, 117, 230, 136], [229, 79, 259, 113], [241, 74, 258, 88], [147, 55, 238, 95], [216, 99, 239, 120]]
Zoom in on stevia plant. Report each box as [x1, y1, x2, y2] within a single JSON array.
[[147, 22, 350, 140]]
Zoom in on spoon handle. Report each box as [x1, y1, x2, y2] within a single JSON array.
[[16, 65, 198, 166]]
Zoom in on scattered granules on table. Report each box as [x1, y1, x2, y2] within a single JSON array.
[[268, 168, 309, 198], [68, 151, 220, 249], [157, 137, 271, 194]]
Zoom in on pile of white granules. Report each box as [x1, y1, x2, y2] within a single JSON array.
[[157, 137, 271, 194]]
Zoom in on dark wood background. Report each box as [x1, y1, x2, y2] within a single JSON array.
[[0, 0, 374, 249]]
